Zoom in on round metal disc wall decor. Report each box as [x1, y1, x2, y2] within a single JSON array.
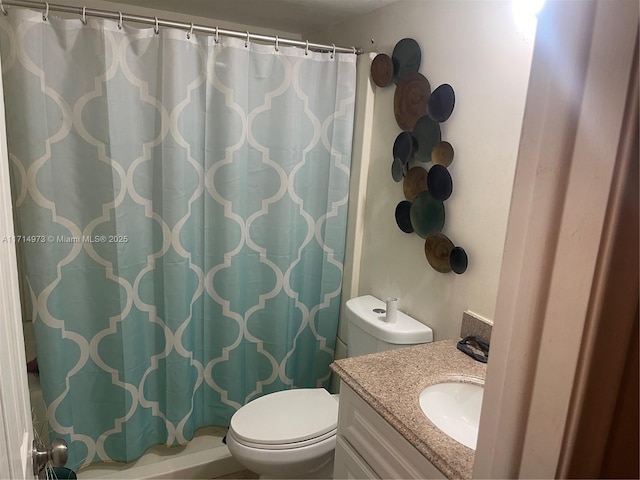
[[395, 201, 414, 233], [393, 131, 415, 165], [409, 191, 445, 238], [403, 167, 427, 202], [450, 246, 468, 274], [427, 164, 453, 201], [428, 84, 456, 122], [392, 38, 421, 84], [372, 37, 468, 274], [413, 115, 441, 162], [371, 53, 394, 87], [394, 72, 431, 132], [391, 157, 404, 182], [424, 233, 454, 273], [431, 141, 454, 167]]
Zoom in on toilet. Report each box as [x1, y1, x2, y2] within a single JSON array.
[[226, 295, 433, 479]]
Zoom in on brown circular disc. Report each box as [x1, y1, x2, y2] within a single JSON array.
[[424, 233, 454, 273], [403, 167, 427, 201], [371, 54, 394, 87], [394, 72, 431, 132], [431, 141, 454, 167]]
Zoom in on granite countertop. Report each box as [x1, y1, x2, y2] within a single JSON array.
[[331, 340, 487, 480]]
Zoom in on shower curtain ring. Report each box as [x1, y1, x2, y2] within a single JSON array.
[[154, 16, 159, 34], [305, 40, 309, 56], [117, 11, 122, 29], [0, 1, 7, 16], [331, 43, 335, 59], [187, 22, 194, 39], [81, 6, 87, 25], [274, 35, 279, 52], [245, 31, 249, 48], [42, 1, 49, 21], [352, 46, 356, 55], [214, 26, 219, 43]]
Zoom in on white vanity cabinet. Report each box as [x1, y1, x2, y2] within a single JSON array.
[[333, 382, 447, 480]]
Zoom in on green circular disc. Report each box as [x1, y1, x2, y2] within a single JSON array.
[[392, 157, 404, 182], [410, 191, 445, 238], [413, 115, 441, 162], [392, 38, 421, 84]]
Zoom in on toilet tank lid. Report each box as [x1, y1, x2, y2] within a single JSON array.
[[345, 295, 433, 344]]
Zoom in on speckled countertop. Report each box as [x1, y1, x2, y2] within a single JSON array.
[[331, 340, 486, 479]]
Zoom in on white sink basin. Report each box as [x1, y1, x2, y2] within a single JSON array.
[[419, 381, 484, 450]]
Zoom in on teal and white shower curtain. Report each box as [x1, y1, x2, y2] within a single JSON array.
[[0, 8, 355, 468]]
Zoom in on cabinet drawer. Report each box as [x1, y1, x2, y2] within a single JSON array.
[[338, 382, 446, 479], [334, 435, 380, 479]]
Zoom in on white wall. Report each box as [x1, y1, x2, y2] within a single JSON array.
[[309, 0, 535, 341]]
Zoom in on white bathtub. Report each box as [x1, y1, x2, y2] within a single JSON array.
[[78, 426, 242, 480], [23, 322, 243, 479]]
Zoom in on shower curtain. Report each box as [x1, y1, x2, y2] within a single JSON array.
[[0, 8, 355, 468]]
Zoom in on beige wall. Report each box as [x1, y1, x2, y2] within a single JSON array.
[[309, 0, 534, 341]]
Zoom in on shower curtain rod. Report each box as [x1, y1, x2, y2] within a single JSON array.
[[0, 0, 364, 54]]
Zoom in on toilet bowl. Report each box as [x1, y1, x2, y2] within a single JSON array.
[[226, 295, 434, 479], [226, 388, 338, 479]]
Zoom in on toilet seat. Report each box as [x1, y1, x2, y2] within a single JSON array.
[[229, 388, 338, 449], [228, 427, 336, 450]]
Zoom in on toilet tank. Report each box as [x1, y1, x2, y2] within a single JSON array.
[[345, 295, 433, 357]]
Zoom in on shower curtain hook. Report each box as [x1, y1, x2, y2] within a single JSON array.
[[305, 40, 309, 56], [214, 26, 219, 43], [274, 35, 279, 52], [117, 11, 122, 29], [81, 6, 87, 25], [352, 46, 356, 55], [154, 16, 159, 34], [42, 1, 49, 21], [245, 31, 249, 48], [0, 1, 7, 16], [187, 22, 194, 39], [331, 43, 335, 59]]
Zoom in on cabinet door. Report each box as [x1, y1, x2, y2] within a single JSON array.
[[334, 436, 380, 480], [338, 383, 446, 479]]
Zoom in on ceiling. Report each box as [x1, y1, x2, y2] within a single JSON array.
[[105, 0, 400, 35]]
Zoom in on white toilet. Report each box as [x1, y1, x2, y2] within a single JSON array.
[[226, 295, 433, 479]]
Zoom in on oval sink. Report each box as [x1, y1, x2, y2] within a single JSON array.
[[419, 381, 483, 450]]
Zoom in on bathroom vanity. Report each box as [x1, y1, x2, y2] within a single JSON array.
[[334, 382, 446, 479], [331, 340, 487, 479]]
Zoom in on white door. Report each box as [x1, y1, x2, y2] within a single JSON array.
[[0, 56, 35, 479]]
